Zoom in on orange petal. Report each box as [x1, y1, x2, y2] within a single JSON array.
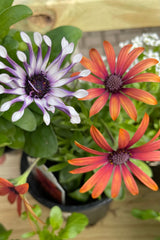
[[89, 48, 108, 78], [80, 74, 104, 85], [103, 41, 116, 74], [127, 113, 149, 148], [70, 72, 79, 77], [15, 183, 29, 194], [0, 187, 10, 195], [17, 195, 22, 216], [90, 125, 113, 152], [68, 155, 107, 166], [123, 58, 158, 80], [79, 166, 107, 193], [116, 44, 133, 75], [109, 93, 121, 120], [130, 140, 160, 153], [124, 73, 160, 85], [74, 141, 106, 155], [119, 93, 137, 121], [121, 164, 139, 195], [127, 161, 158, 191], [131, 151, 160, 161], [0, 178, 13, 187], [92, 164, 114, 198], [80, 88, 105, 100], [111, 166, 122, 198], [144, 129, 160, 145], [81, 56, 105, 79], [70, 162, 106, 174], [120, 47, 144, 76], [90, 92, 109, 117], [122, 88, 157, 105], [118, 129, 130, 149], [8, 191, 17, 204]]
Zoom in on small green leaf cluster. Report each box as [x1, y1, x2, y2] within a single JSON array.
[[0, 224, 12, 240], [0, 205, 88, 239], [132, 208, 160, 240], [132, 208, 160, 221], [21, 205, 88, 240]]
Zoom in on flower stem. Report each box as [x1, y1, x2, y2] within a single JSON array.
[[12, 157, 40, 186], [99, 119, 115, 146]]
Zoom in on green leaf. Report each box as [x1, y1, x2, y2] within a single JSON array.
[[0, 224, 12, 240], [24, 124, 58, 158], [48, 162, 68, 172], [32, 204, 42, 217], [0, 0, 13, 14], [49, 206, 63, 231], [0, 147, 5, 157], [68, 189, 90, 203], [46, 26, 82, 64], [59, 213, 88, 239], [9, 126, 25, 149], [21, 231, 35, 238], [39, 230, 55, 240], [1, 97, 37, 132], [59, 165, 82, 192], [0, 117, 24, 148], [0, 5, 32, 38], [131, 159, 153, 177], [0, 134, 11, 147], [132, 208, 159, 220]]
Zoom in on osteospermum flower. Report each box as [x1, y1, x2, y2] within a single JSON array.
[[68, 113, 160, 198], [0, 32, 89, 125], [79, 41, 160, 120], [0, 178, 29, 215]]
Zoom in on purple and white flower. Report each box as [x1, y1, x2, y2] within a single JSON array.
[[0, 32, 89, 125]]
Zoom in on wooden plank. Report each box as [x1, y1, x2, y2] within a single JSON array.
[[13, 0, 160, 33], [1, 150, 160, 239]]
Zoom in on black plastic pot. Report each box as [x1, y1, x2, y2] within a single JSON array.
[[149, 164, 160, 188], [21, 152, 112, 225]]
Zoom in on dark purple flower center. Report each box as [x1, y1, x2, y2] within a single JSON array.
[[108, 149, 130, 165], [104, 74, 123, 93], [8, 186, 18, 195], [25, 73, 50, 98]]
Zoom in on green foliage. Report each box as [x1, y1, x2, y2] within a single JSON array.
[[20, 205, 88, 240], [0, 2, 32, 38], [0, 117, 25, 149], [68, 189, 90, 203], [46, 26, 82, 65], [58, 212, 88, 239], [24, 124, 58, 158], [49, 206, 63, 231], [132, 208, 160, 221], [1, 97, 37, 132], [0, 224, 12, 240]]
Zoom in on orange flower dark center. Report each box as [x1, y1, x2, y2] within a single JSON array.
[[9, 186, 18, 195], [104, 74, 123, 93], [108, 149, 130, 165], [25, 73, 50, 98]]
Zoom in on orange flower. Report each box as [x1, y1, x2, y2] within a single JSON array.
[[0, 178, 29, 216], [68, 114, 160, 198], [80, 41, 160, 120]]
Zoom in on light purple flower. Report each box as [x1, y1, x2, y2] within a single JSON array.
[[0, 32, 89, 125]]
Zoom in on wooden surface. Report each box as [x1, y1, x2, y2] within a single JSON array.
[[0, 150, 160, 239], [13, 0, 160, 33]]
